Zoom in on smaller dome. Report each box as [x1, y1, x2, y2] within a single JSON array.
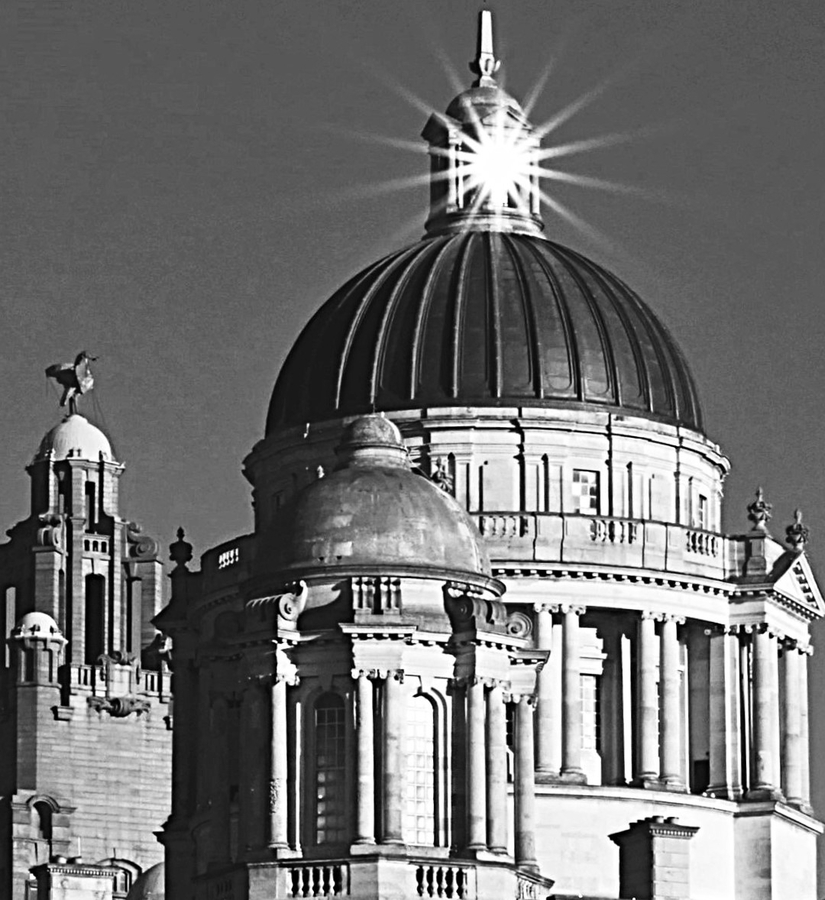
[[126, 863, 164, 900], [260, 415, 493, 584], [445, 83, 524, 123], [12, 611, 62, 639], [36, 414, 113, 463]]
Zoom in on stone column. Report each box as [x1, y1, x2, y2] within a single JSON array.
[[354, 669, 376, 844], [799, 645, 812, 811], [514, 694, 538, 871], [467, 678, 488, 850], [239, 677, 267, 855], [750, 626, 782, 799], [660, 614, 685, 789], [636, 612, 659, 785], [269, 676, 289, 849], [534, 605, 559, 776], [560, 605, 586, 782], [782, 642, 804, 808], [707, 627, 742, 799], [382, 670, 405, 844], [486, 681, 508, 853], [210, 694, 231, 863]]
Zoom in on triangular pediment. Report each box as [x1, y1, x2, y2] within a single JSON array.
[[771, 553, 825, 617]]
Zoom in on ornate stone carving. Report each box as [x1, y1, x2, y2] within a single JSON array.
[[785, 509, 809, 553], [36, 513, 64, 548], [430, 456, 454, 495], [274, 581, 308, 624], [505, 610, 533, 639], [169, 527, 193, 568], [127, 521, 159, 560], [747, 487, 772, 532], [87, 695, 151, 717]]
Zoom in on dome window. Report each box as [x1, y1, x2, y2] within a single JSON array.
[[313, 692, 348, 846], [572, 469, 600, 515], [403, 695, 438, 846]]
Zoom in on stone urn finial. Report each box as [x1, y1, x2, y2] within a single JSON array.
[[785, 508, 809, 553], [747, 487, 772, 533]]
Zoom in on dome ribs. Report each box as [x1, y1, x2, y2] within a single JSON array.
[[598, 264, 686, 425], [501, 234, 543, 399], [485, 232, 503, 398], [570, 250, 649, 413], [409, 235, 462, 402], [335, 243, 424, 414], [369, 238, 447, 406], [446, 232, 476, 399], [269, 257, 389, 429], [520, 238, 581, 401], [267, 233, 704, 433], [550, 245, 617, 404]]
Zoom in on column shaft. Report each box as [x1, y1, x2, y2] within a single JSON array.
[[355, 672, 376, 843], [561, 608, 584, 780], [466, 679, 487, 850], [514, 696, 538, 871], [535, 607, 559, 775], [751, 629, 781, 797], [270, 678, 289, 848], [636, 613, 659, 783], [782, 646, 804, 806], [486, 682, 508, 853], [660, 616, 683, 787], [799, 650, 811, 809], [707, 629, 742, 798], [382, 672, 404, 843]]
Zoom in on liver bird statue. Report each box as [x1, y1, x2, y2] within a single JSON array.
[[45, 351, 97, 414]]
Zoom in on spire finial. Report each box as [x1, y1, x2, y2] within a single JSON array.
[[470, 9, 500, 87]]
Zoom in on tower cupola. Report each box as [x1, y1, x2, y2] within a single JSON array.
[[423, 10, 543, 236]]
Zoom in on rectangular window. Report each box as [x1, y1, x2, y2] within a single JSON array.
[[697, 495, 708, 530], [581, 674, 600, 751], [572, 469, 600, 515], [315, 696, 348, 844]]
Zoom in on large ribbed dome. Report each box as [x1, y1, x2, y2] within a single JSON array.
[[267, 232, 702, 433]]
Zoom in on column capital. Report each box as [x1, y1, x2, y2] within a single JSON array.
[[350, 667, 380, 680], [545, 603, 586, 616], [660, 613, 686, 625], [376, 668, 404, 683], [274, 671, 300, 687], [641, 610, 663, 622]]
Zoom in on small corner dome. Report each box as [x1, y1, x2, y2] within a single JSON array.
[[12, 611, 62, 639], [259, 415, 493, 584], [126, 863, 164, 900], [35, 414, 113, 463]]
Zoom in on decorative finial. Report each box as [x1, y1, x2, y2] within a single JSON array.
[[430, 456, 455, 495], [169, 527, 193, 569], [316, 465, 325, 479], [45, 351, 97, 416], [786, 508, 809, 553], [746, 487, 772, 533], [470, 9, 501, 87]]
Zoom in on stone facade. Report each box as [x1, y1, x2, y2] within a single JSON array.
[[0, 416, 171, 898]]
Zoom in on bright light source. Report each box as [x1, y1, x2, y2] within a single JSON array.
[[455, 116, 539, 215]]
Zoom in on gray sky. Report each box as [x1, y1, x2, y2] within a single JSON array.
[[2, 0, 825, 885]]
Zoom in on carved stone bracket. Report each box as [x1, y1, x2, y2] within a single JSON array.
[[87, 695, 151, 718], [127, 521, 159, 560], [36, 513, 65, 549]]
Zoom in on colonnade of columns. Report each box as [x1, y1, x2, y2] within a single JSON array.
[[264, 663, 540, 867], [532, 605, 812, 810]]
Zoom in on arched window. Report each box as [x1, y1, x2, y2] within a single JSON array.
[[403, 694, 437, 846], [84, 574, 106, 664], [314, 692, 347, 845], [33, 801, 52, 841]]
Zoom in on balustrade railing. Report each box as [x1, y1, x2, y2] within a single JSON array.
[[414, 863, 475, 899], [286, 862, 349, 898], [590, 517, 639, 544]]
